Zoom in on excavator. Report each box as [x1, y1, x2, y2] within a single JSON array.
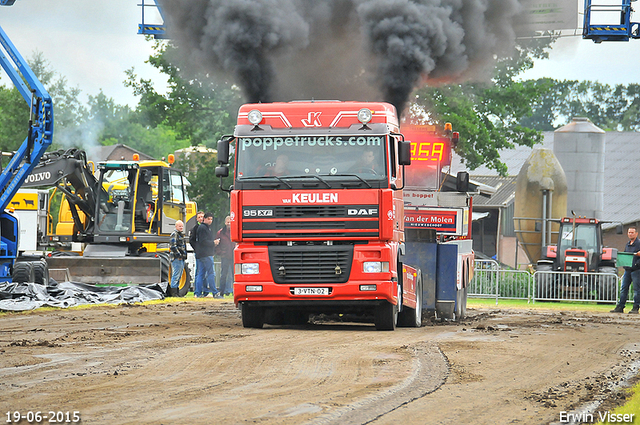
[[0, 7, 54, 284], [20, 148, 195, 297]]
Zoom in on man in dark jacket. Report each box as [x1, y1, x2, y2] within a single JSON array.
[[611, 226, 640, 313], [169, 220, 187, 297], [216, 215, 235, 296], [194, 212, 220, 298]]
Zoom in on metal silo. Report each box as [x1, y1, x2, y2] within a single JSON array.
[[514, 148, 568, 264], [553, 117, 605, 219]]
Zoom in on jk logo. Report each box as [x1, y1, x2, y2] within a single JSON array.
[[302, 112, 322, 127]]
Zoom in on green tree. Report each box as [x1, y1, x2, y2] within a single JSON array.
[[524, 80, 640, 132], [84, 91, 189, 159], [410, 38, 556, 176], [125, 41, 242, 217], [0, 82, 28, 152], [0, 51, 87, 152], [125, 41, 242, 148]]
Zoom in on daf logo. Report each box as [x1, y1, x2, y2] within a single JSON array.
[[348, 208, 378, 216]]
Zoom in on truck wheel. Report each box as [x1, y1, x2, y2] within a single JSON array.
[[398, 271, 422, 327], [32, 260, 50, 286], [597, 267, 618, 303], [12, 262, 34, 283], [455, 286, 467, 320], [535, 264, 554, 300], [374, 301, 397, 331], [242, 303, 264, 329]]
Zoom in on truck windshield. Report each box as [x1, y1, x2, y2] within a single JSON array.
[[235, 135, 387, 180], [559, 224, 598, 252]]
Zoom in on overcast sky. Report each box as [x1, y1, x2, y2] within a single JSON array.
[[0, 0, 165, 108], [1, 1, 640, 109]]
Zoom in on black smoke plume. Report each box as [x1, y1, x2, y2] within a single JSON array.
[[160, 0, 529, 115]]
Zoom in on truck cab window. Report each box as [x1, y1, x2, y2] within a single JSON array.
[[235, 135, 387, 185]]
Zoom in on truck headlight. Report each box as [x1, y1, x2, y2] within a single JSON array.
[[357, 108, 372, 124], [363, 261, 389, 273], [237, 263, 259, 275], [247, 109, 263, 125]]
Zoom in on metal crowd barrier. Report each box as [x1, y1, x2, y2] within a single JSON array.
[[533, 270, 618, 303], [468, 260, 621, 304], [469, 260, 532, 303]]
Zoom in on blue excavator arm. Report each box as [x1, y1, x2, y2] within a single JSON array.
[[0, 25, 54, 209], [0, 20, 54, 281]]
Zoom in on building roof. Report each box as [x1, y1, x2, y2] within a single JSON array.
[[87, 144, 154, 163], [451, 131, 640, 228], [470, 176, 517, 207]]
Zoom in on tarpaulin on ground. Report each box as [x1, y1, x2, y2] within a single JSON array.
[[0, 280, 167, 311]]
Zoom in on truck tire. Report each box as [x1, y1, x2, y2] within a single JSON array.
[[32, 260, 50, 286], [398, 271, 422, 327], [535, 264, 554, 300], [242, 303, 264, 329], [12, 262, 34, 283], [455, 286, 468, 320], [597, 266, 618, 303], [374, 300, 397, 331]]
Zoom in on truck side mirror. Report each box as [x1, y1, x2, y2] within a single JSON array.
[[217, 137, 231, 165], [456, 171, 469, 192], [398, 141, 412, 166], [215, 166, 229, 178]]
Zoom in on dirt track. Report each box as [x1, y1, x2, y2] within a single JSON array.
[[0, 300, 639, 425]]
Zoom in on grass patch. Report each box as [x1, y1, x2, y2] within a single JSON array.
[[468, 297, 621, 312], [598, 380, 640, 424]]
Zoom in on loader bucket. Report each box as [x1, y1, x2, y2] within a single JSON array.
[[46, 256, 164, 285]]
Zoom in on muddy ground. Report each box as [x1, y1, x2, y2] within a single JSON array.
[[0, 300, 639, 425]]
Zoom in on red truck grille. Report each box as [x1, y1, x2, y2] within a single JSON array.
[[276, 205, 346, 217], [242, 205, 379, 240], [268, 245, 353, 284]]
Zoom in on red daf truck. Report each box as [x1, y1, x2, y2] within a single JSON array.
[[215, 101, 474, 330]]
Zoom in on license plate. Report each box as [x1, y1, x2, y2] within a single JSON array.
[[293, 287, 329, 296]]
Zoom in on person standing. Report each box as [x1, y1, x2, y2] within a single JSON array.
[[194, 212, 220, 298], [216, 215, 235, 297], [611, 226, 640, 313], [169, 220, 187, 297], [189, 211, 204, 288]]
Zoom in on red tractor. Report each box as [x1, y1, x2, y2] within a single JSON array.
[[536, 216, 619, 301]]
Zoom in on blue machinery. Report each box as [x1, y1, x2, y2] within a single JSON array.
[[0, 8, 54, 280], [583, 0, 640, 42], [138, 0, 167, 39]]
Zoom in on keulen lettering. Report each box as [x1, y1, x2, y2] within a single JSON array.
[[292, 193, 338, 203]]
